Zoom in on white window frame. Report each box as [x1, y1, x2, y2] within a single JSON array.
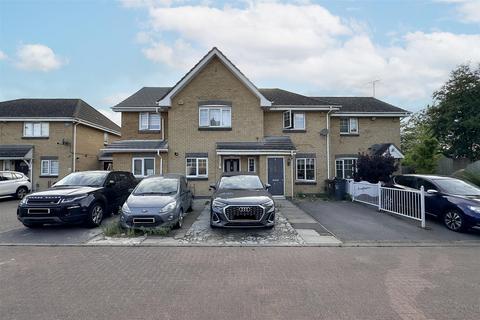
[[283, 110, 305, 130], [340, 117, 359, 135], [335, 158, 357, 179], [296, 158, 316, 182], [103, 132, 109, 145], [132, 157, 155, 178], [198, 105, 231, 128], [185, 157, 208, 178], [23, 122, 49, 137], [139, 113, 161, 131], [248, 158, 256, 173], [40, 159, 59, 176]]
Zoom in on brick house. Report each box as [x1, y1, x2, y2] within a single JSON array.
[[103, 48, 409, 197], [0, 99, 121, 190]]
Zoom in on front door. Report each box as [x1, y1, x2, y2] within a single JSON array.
[[224, 158, 240, 173], [267, 157, 284, 196]]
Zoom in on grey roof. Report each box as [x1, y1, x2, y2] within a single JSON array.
[[0, 99, 120, 134], [311, 97, 409, 113], [114, 87, 171, 108], [103, 140, 168, 151], [0, 145, 33, 158], [370, 143, 403, 156], [259, 89, 332, 106], [217, 136, 295, 151]]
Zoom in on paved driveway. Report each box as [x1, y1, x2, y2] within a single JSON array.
[[295, 199, 480, 243]]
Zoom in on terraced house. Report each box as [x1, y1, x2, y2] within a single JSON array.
[[103, 48, 409, 197], [0, 99, 121, 190]]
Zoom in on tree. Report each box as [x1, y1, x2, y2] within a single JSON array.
[[427, 64, 480, 161], [355, 153, 397, 183], [401, 110, 440, 173]]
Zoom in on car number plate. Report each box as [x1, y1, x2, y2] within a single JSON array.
[[28, 208, 50, 214]]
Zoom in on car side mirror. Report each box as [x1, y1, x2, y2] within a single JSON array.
[[427, 189, 438, 194], [265, 183, 271, 190], [107, 180, 116, 187], [209, 184, 216, 190]]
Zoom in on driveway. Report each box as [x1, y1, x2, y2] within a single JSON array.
[[295, 198, 480, 244]]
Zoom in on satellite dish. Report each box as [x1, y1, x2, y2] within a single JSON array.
[[319, 128, 329, 136]]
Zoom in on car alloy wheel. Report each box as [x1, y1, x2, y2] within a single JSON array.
[[90, 204, 104, 226], [444, 210, 464, 232], [175, 210, 184, 229], [16, 187, 28, 200]]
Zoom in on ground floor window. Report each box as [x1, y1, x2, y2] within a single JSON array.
[[41, 159, 59, 176], [296, 158, 315, 181], [186, 158, 208, 178], [335, 158, 357, 179], [132, 158, 155, 177], [248, 158, 256, 172]]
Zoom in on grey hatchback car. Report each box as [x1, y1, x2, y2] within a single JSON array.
[[119, 174, 193, 229]]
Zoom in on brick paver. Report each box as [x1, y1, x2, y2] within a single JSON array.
[[0, 246, 479, 320]]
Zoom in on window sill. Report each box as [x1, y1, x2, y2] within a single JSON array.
[[340, 133, 359, 136], [198, 127, 232, 131], [22, 136, 49, 139], [295, 181, 317, 185], [283, 129, 306, 133], [39, 175, 58, 178], [138, 130, 161, 134], [186, 177, 209, 181]]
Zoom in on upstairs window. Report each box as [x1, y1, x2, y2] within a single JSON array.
[[340, 118, 358, 134], [24, 122, 49, 137], [283, 111, 305, 130], [199, 106, 231, 128], [103, 132, 109, 145], [139, 113, 161, 131]]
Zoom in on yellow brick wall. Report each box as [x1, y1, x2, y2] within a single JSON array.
[[121, 111, 167, 140], [75, 124, 119, 172], [167, 56, 265, 196]]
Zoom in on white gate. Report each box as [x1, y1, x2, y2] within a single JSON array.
[[348, 180, 425, 228]]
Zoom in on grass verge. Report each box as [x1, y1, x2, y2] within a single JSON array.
[[102, 218, 171, 238]]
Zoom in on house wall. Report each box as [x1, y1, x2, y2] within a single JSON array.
[[0, 121, 73, 190], [75, 124, 119, 172], [264, 111, 328, 194], [121, 111, 167, 140], [167, 56, 265, 196], [329, 116, 401, 176]]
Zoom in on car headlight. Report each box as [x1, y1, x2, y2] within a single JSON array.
[[20, 196, 29, 205], [262, 199, 274, 207], [121, 203, 132, 214], [159, 201, 176, 213], [61, 194, 88, 203], [212, 199, 228, 210], [467, 206, 480, 214]]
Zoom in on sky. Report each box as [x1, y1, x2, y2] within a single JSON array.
[[1, 0, 479, 125]]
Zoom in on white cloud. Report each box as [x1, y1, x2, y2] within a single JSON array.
[[15, 44, 66, 72], [440, 0, 480, 23], [0, 50, 7, 60], [127, 1, 480, 105]]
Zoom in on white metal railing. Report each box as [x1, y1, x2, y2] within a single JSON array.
[[347, 180, 425, 228]]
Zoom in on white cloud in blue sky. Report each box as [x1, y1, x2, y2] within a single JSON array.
[[1, 0, 479, 124]]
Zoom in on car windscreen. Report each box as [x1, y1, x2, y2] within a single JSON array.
[[133, 178, 179, 195], [218, 175, 264, 190], [434, 179, 480, 196], [54, 172, 108, 187]]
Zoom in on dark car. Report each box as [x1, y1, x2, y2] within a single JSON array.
[[209, 173, 275, 228], [392, 174, 480, 232], [120, 174, 193, 229], [17, 171, 137, 228]]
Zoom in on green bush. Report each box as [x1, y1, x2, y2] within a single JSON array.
[[453, 161, 480, 187], [102, 219, 171, 237]]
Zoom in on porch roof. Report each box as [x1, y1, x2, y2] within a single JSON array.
[[100, 140, 168, 153], [0, 145, 33, 159], [216, 136, 295, 155]]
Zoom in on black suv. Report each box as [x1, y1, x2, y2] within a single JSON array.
[[17, 171, 137, 228], [210, 173, 275, 228]]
